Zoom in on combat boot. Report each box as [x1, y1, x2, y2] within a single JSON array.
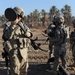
[[46, 70, 58, 75]]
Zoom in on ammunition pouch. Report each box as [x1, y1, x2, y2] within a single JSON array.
[[3, 41, 13, 52], [3, 39, 19, 52], [18, 38, 30, 49]]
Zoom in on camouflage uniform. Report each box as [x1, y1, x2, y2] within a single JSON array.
[[45, 23, 55, 63], [50, 16, 67, 71], [2, 7, 32, 75], [70, 29, 75, 62], [70, 18, 75, 66], [53, 26, 67, 71]]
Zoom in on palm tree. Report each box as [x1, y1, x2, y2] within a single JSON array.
[[40, 9, 47, 26], [33, 9, 39, 26], [55, 10, 60, 17], [61, 4, 72, 26], [49, 6, 57, 23]]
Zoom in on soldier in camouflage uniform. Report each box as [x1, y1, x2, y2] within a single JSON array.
[[44, 22, 55, 64], [70, 18, 75, 67], [48, 16, 67, 73], [2, 6, 32, 75]]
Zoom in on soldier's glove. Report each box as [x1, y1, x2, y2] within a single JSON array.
[[25, 32, 33, 38]]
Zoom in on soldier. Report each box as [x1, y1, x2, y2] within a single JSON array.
[[70, 18, 75, 67], [2, 6, 32, 75], [48, 16, 67, 73], [43, 22, 55, 64]]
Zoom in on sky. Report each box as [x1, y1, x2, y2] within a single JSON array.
[[0, 0, 75, 16]]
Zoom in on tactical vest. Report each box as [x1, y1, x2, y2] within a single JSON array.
[[51, 27, 67, 45], [2, 21, 30, 52]]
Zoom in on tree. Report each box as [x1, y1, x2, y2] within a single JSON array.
[[40, 9, 47, 26], [49, 6, 57, 23], [32, 9, 40, 26], [55, 10, 60, 17], [61, 5, 72, 26]]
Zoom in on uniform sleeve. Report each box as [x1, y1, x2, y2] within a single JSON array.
[[2, 24, 13, 40], [51, 30, 61, 42], [45, 24, 53, 35], [24, 25, 33, 38]]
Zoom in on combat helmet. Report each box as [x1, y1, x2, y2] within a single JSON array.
[[53, 16, 64, 25], [13, 6, 24, 18]]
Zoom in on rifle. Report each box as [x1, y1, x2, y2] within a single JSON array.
[[58, 65, 70, 75], [2, 48, 9, 74], [17, 23, 50, 52], [4, 8, 49, 52]]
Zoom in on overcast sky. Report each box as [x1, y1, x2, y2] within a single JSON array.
[[0, 0, 75, 16]]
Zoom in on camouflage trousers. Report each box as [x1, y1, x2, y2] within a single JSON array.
[[48, 40, 54, 58], [53, 44, 66, 71], [9, 48, 28, 75], [72, 45, 75, 61]]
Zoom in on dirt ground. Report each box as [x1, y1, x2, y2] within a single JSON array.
[[0, 27, 75, 75]]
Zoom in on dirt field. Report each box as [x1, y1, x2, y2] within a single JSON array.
[[0, 27, 75, 75]]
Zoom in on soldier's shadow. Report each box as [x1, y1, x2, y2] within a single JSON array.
[[0, 60, 8, 75], [27, 63, 54, 75], [0, 61, 74, 75], [28, 63, 75, 75], [0, 60, 52, 75]]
